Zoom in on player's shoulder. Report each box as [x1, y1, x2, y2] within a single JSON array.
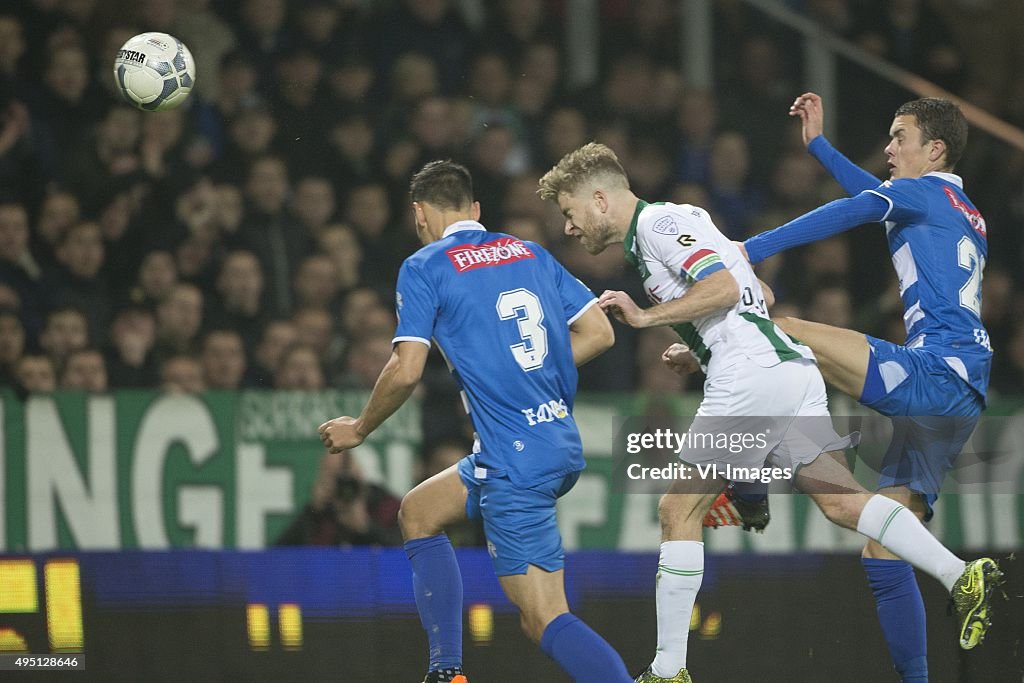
[[636, 201, 714, 240]]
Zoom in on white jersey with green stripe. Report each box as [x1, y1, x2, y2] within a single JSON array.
[[624, 200, 814, 374]]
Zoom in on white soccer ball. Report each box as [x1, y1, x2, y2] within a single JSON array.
[[113, 32, 196, 112]]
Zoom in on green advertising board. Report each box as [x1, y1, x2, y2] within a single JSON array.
[[1, 390, 1021, 552]]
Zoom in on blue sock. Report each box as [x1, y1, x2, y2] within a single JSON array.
[[730, 480, 768, 504], [405, 534, 463, 671], [863, 558, 929, 683], [540, 613, 632, 683]]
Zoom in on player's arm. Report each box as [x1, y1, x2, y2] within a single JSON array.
[[791, 93, 881, 195], [319, 341, 429, 452], [743, 191, 890, 264], [599, 269, 740, 328], [568, 301, 614, 366]]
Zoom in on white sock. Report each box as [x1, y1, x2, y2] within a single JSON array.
[[651, 540, 703, 678], [856, 494, 966, 592]]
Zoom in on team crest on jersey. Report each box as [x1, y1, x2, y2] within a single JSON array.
[[446, 238, 535, 273], [652, 216, 679, 235], [943, 187, 987, 237]]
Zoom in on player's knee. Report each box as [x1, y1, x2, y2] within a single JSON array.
[[815, 493, 858, 530], [519, 608, 565, 644], [398, 491, 433, 539]]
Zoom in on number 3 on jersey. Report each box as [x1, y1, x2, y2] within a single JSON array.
[[497, 288, 548, 371], [957, 236, 984, 317]]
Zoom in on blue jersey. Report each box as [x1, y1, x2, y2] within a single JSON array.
[[744, 137, 992, 402], [393, 221, 597, 486], [865, 174, 991, 399]]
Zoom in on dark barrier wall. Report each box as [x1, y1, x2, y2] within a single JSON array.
[[0, 549, 1019, 682]]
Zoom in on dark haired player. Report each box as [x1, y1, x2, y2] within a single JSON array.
[[741, 93, 1002, 680], [319, 161, 632, 683]]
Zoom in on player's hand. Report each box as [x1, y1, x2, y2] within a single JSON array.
[[598, 290, 648, 328], [789, 92, 824, 147], [733, 241, 750, 263], [319, 416, 365, 453], [662, 343, 700, 375]]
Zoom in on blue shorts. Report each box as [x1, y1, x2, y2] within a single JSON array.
[[457, 453, 580, 576], [861, 336, 983, 518]]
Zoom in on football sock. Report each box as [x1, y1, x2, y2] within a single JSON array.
[[863, 558, 929, 683], [730, 480, 769, 504], [856, 495, 965, 592], [651, 540, 703, 678], [404, 534, 463, 671], [540, 613, 632, 682]]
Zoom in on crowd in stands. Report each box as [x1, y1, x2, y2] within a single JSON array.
[[1, 0, 1023, 414]]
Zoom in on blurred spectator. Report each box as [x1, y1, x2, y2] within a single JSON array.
[[370, 0, 473, 96], [273, 342, 325, 390], [317, 224, 363, 293], [31, 190, 81, 272], [64, 106, 143, 214], [291, 175, 336, 238], [673, 88, 719, 185], [339, 287, 392, 341], [154, 282, 204, 357], [14, 353, 56, 394], [343, 182, 404, 287], [47, 221, 113, 341], [208, 249, 266, 351], [291, 306, 338, 370], [60, 347, 107, 392], [39, 306, 89, 368], [236, 0, 289, 76], [276, 449, 401, 546], [34, 43, 103, 172], [340, 333, 394, 390], [707, 131, 764, 239], [855, 0, 965, 93], [271, 48, 330, 170], [323, 111, 377, 187], [292, 254, 340, 312], [233, 155, 310, 317], [216, 98, 278, 183], [0, 202, 43, 332], [199, 329, 247, 390], [0, 308, 25, 384], [172, 0, 236, 102], [105, 306, 158, 388], [127, 250, 178, 308], [539, 107, 589, 173], [250, 318, 298, 386], [483, 0, 556, 59], [159, 353, 205, 393]]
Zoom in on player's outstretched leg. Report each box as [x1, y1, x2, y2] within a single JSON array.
[[400, 466, 473, 683], [797, 455, 1005, 651], [500, 566, 632, 683]]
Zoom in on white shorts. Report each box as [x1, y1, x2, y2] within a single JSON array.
[[682, 358, 855, 480]]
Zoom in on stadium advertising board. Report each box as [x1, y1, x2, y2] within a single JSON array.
[[0, 391, 1021, 552]]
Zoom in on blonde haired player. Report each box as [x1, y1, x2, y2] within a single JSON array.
[[538, 143, 1001, 683]]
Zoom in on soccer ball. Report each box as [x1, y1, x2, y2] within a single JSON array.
[[113, 32, 195, 112]]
